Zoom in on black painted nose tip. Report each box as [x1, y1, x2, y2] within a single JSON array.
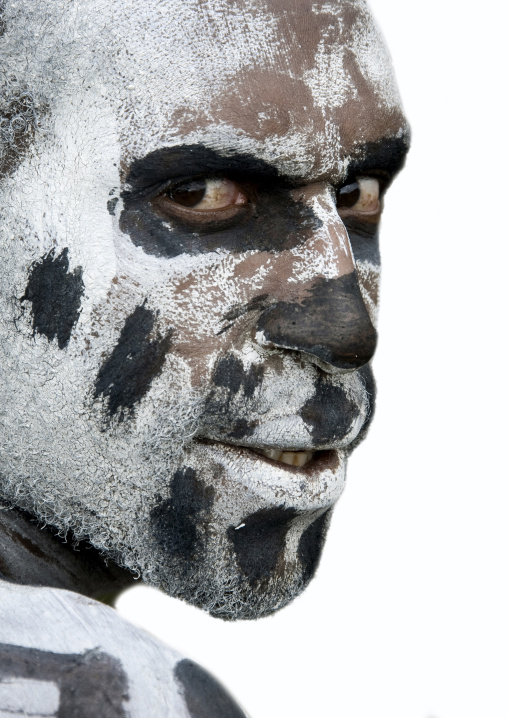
[[256, 273, 377, 370]]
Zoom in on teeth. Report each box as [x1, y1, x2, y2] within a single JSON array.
[[257, 448, 314, 467]]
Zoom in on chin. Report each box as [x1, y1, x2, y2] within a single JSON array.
[[144, 503, 334, 621], [128, 441, 345, 620]]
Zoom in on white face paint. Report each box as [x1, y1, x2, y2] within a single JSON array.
[[0, 0, 409, 618]]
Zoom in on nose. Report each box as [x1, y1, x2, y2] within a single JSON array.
[[256, 272, 376, 370], [255, 190, 377, 371]]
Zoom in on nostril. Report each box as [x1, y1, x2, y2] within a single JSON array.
[[256, 273, 377, 371]]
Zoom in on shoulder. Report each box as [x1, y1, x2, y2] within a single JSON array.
[[0, 580, 247, 717]]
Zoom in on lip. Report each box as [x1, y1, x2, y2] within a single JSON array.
[[196, 438, 339, 476]]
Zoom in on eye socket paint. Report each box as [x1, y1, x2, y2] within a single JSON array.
[[345, 135, 410, 186], [120, 145, 322, 257]]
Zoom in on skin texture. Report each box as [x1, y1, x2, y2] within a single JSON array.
[[0, 0, 409, 619]]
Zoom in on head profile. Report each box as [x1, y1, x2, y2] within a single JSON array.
[[0, 0, 408, 619]]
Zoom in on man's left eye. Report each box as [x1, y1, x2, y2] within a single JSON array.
[[336, 177, 380, 218], [167, 177, 248, 211]]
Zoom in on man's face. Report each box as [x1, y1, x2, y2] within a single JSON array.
[[0, 0, 408, 618]]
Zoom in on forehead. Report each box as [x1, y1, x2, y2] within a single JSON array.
[[18, 0, 408, 182], [105, 0, 406, 179]]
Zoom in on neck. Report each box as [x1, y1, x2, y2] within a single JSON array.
[[0, 502, 135, 604]]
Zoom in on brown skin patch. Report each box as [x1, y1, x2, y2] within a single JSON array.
[[339, 46, 407, 151], [163, 0, 407, 182]]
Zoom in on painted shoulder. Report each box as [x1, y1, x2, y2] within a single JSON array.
[[0, 580, 247, 717]]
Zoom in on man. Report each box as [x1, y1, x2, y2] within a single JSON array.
[[0, 0, 408, 713]]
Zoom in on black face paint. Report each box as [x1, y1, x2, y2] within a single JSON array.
[[0, 644, 129, 717], [342, 134, 408, 269], [0, 1, 6, 37], [211, 354, 264, 400], [345, 218, 380, 266], [94, 303, 173, 420], [120, 144, 321, 258], [19, 248, 84, 349], [150, 467, 214, 565], [344, 364, 376, 454], [227, 507, 297, 587], [347, 135, 410, 182], [175, 659, 247, 718], [199, 355, 264, 442], [300, 376, 359, 446], [107, 197, 119, 215], [257, 274, 377, 370], [297, 509, 331, 584]]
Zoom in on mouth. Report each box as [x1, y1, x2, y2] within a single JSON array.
[[251, 447, 315, 467], [197, 439, 336, 473]]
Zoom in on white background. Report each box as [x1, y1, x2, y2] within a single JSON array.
[[117, 1, 508, 716]]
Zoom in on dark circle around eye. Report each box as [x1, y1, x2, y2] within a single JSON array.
[[337, 182, 360, 209], [168, 179, 206, 207]]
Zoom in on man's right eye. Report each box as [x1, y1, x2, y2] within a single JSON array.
[[150, 176, 251, 229], [165, 177, 248, 211]]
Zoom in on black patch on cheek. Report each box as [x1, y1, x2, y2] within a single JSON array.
[[119, 144, 322, 258], [212, 354, 244, 395], [212, 354, 264, 399], [20, 248, 84, 349], [94, 303, 173, 420], [175, 659, 247, 718], [107, 197, 119, 215], [300, 376, 358, 445], [225, 418, 254, 440], [203, 354, 264, 441], [227, 507, 297, 587], [150, 467, 214, 563], [0, 643, 129, 716], [297, 509, 331, 584]]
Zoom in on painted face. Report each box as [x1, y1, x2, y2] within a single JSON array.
[[0, 0, 408, 618]]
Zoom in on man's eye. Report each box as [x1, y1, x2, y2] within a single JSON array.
[[167, 178, 248, 211], [337, 177, 380, 217]]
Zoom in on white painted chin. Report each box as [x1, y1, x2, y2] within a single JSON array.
[[140, 440, 346, 620]]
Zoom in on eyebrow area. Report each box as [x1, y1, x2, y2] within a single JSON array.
[[125, 133, 410, 194], [125, 145, 281, 193], [346, 134, 410, 181]]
